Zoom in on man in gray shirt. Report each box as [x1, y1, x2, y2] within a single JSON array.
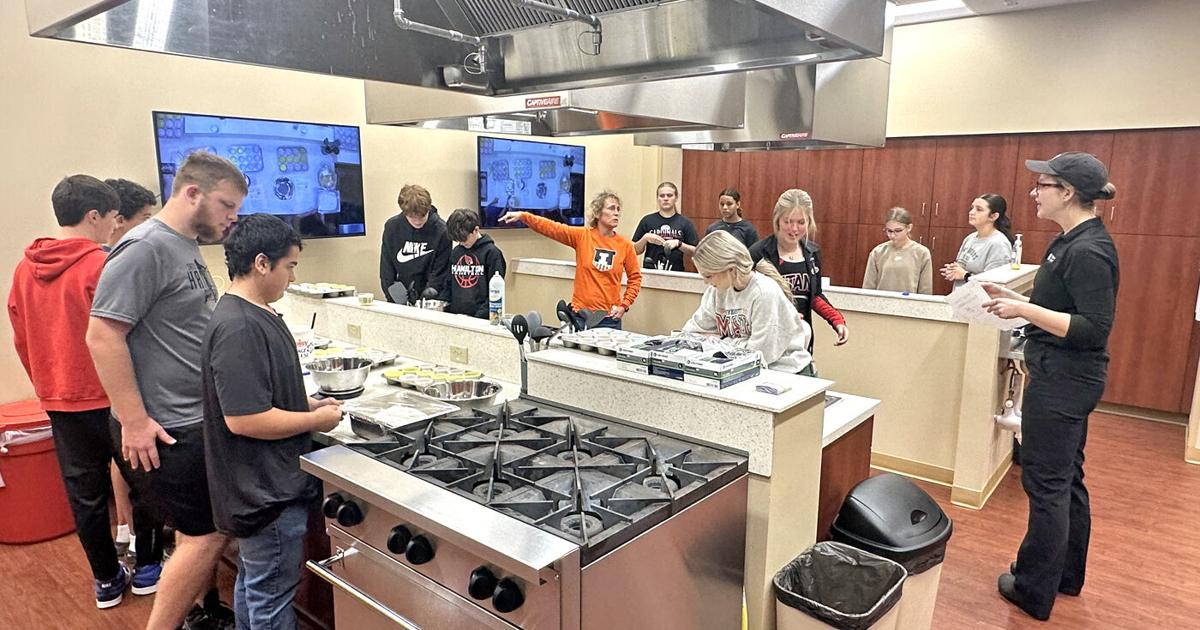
[[88, 151, 244, 630]]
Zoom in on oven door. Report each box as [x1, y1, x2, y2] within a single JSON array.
[[307, 526, 519, 630]]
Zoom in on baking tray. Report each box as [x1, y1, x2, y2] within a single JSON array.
[[341, 390, 459, 430]]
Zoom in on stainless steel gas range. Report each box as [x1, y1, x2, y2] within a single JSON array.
[[300, 397, 749, 630]]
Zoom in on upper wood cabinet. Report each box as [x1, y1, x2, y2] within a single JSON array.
[[681, 150, 740, 218], [1010, 132, 1115, 234], [929, 135, 1021, 228], [816, 222, 860, 289], [860, 138, 937, 233], [738, 151, 800, 227], [795, 149, 864, 224], [1106, 128, 1200, 237]]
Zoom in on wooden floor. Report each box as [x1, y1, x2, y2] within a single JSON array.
[[1, 412, 1196, 629]]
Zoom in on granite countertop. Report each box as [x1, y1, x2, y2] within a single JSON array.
[[526, 347, 831, 414], [312, 296, 516, 339], [822, 391, 880, 448]]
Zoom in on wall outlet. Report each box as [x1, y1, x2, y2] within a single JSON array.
[[346, 324, 362, 341], [450, 345, 469, 364]]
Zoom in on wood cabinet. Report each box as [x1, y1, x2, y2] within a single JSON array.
[[929, 135, 1021, 228], [1010, 131, 1115, 231], [681, 150, 740, 218], [860, 138, 937, 233], [1102, 234, 1200, 412], [796, 149, 864, 224], [737, 151, 799, 226], [1106, 128, 1200, 237], [681, 126, 1200, 414]]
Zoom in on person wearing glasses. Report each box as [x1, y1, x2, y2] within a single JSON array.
[[939, 193, 1014, 290], [862, 207, 933, 294], [982, 152, 1118, 622]]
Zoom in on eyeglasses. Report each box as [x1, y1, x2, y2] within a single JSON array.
[[1033, 181, 1065, 193], [883, 227, 907, 235]]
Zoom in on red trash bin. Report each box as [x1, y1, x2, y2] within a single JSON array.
[[0, 400, 75, 543]]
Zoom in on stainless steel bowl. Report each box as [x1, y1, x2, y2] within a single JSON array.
[[420, 379, 502, 409], [307, 356, 372, 392]]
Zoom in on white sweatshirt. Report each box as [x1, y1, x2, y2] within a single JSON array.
[[682, 273, 813, 373]]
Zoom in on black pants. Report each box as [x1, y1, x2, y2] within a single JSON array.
[[46, 409, 165, 581], [107, 416, 166, 564], [1013, 343, 1106, 618]]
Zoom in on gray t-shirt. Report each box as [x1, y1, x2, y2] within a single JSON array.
[[953, 231, 1013, 289], [92, 219, 218, 428]]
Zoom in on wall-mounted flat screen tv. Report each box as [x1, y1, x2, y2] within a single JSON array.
[[478, 136, 585, 228], [153, 111, 365, 240]]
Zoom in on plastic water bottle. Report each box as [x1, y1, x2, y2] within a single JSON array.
[[488, 272, 505, 324], [1011, 234, 1023, 270]]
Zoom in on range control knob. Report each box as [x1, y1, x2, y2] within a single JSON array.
[[321, 493, 344, 519], [492, 578, 525, 613], [335, 501, 364, 527], [405, 535, 435, 565], [386, 526, 412, 555], [468, 567, 498, 600]]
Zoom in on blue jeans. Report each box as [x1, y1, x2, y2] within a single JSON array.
[[569, 311, 623, 330], [234, 502, 308, 630]]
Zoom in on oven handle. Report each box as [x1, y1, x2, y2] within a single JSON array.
[[306, 547, 423, 630]]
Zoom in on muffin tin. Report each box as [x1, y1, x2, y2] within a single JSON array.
[[558, 328, 648, 355], [288, 282, 355, 298], [382, 363, 484, 390]]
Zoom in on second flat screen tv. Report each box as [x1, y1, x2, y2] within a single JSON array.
[[478, 136, 585, 228]]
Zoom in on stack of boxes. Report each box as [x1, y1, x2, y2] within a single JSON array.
[[616, 335, 761, 389]]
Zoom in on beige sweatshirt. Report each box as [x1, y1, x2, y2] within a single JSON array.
[[862, 240, 933, 294]]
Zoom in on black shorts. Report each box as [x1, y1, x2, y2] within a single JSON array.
[[112, 420, 217, 537]]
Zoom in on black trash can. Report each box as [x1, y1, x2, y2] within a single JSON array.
[[830, 474, 953, 630], [773, 541, 906, 630]]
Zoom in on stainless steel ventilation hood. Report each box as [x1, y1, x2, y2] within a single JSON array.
[[364, 72, 745, 136], [26, 0, 886, 95], [634, 56, 890, 151]]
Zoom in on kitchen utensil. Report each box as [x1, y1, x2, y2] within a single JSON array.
[[530, 325, 556, 350], [386, 282, 408, 305], [525, 311, 543, 351], [420, 379, 503, 410], [306, 356, 373, 393], [584, 309, 607, 329], [509, 314, 529, 394], [556, 299, 575, 332]]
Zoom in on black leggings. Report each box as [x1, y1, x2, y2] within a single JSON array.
[[47, 408, 164, 581]]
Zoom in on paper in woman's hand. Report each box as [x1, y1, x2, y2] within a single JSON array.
[[947, 283, 1030, 330]]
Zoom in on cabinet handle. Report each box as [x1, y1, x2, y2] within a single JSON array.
[[1109, 204, 1115, 222], [921, 202, 927, 217], [932, 236, 936, 250], [934, 202, 940, 217]]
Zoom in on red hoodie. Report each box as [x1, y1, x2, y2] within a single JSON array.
[[8, 237, 109, 412]]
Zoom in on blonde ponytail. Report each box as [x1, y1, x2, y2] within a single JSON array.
[[755, 259, 794, 301]]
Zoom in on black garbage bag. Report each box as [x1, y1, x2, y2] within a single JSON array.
[[773, 542, 906, 630]]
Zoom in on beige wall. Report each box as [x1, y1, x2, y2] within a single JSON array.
[[0, 1, 665, 403], [887, 0, 1200, 136]]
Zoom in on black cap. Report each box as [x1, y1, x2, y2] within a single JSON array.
[[1025, 152, 1111, 200]]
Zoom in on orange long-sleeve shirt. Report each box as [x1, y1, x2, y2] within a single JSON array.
[[521, 212, 642, 311]]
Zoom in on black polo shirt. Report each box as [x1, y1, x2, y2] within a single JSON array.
[[1025, 217, 1120, 353]]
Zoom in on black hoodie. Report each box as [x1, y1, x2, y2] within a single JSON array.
[[445, 234, 506, 319], [379, 210, 451, 302]]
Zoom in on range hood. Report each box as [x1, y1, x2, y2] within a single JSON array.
[[634, 56, 890, 151], [27, 0, 886, 95], [364, 72, 746, 136]]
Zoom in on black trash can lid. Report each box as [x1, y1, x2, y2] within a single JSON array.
[[830, 473, 953, 574]]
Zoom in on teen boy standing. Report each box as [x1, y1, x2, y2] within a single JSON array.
[[201, 213, 343, 628], [445, 208, 506, 319]]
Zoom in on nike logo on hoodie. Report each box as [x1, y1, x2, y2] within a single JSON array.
[[395, 241, 433, 264]]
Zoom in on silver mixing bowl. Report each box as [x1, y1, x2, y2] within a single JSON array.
[[307, 356, 373, 392], [420, 379, 502, 409]]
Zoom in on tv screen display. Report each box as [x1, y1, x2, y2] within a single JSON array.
[[152, 111, 366, 240], [477, 136, 585, 228]]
